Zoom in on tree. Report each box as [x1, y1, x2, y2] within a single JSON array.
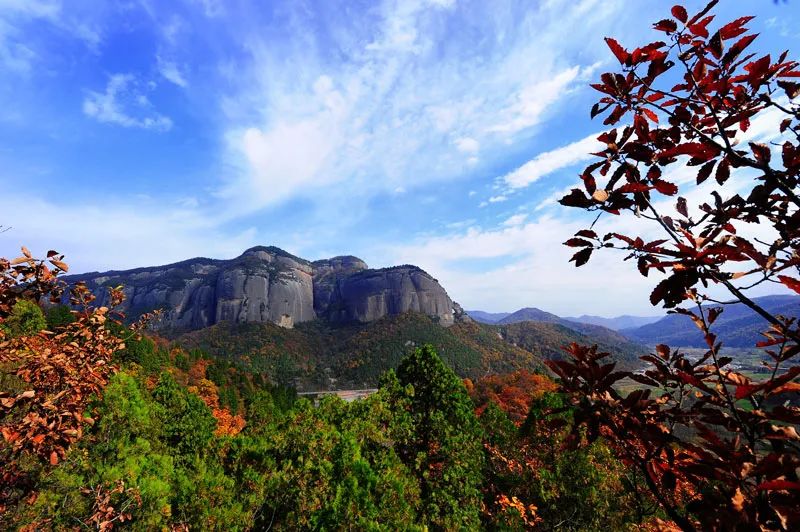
[[44, 304, 75, 331], [0, 248, 156, 520], [0, 300, 46, 338], [554, 2, 800, 530], [383, 345, 485, 530]]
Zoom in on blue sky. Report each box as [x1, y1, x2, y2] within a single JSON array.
[[0, 0, 798, 315]]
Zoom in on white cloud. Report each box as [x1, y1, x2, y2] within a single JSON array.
[[0, 193, 258, 274], [488, 66, 584, 135], [455, 137, 480, 153], [190, 0, 225, 18], [217, 0, 627, 215], [488, 195, 508, 203], [0, 0, 59, 19], [446, 219, 476, 229], [83, 74, 173, 131], [502, 131, 602, 189], [388, 215, 656, 315], [157, 56, 188, 88], [502, 213, 527, 226]]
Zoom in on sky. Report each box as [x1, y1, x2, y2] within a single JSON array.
[[0, 0, 798, 316]]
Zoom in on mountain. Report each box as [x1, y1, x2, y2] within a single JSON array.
[[562, 314, 662, 331], [466, 310, 511, 324], [65, 246, 462, 332], [472, 307, 649, 369], [496, 321, 646, 370], [177, 312, 545, 390], [622, 295, 800, 347], [497, 307, 637, 347], [498, 307, 562, 324]]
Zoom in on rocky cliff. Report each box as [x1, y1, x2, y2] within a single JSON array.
[[65, 246, 457, 331]]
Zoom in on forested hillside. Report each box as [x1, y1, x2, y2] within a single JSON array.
[[0, 262, 643, 529], [177, 313, 547, 389]]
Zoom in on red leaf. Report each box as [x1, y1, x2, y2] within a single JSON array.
[[676, 197, 688, 217], [757, 480, 800, 491], [735, 383, 759, 400], [565, 238, 593, 248], [719, 16, 754, 40], [671, 5, 687, 23], [777, 80, 800, 99], [654, 180, 678, 196], [696, 160, 715, 185], [570, 248, 593, 267], [654, 19, 678, 33], [778, 275, 800, 295], [715, 159, 731, 185], [750, 142, 771, 164], [642, 108, 659, 123], [604, 37, 629, 64], [560, 189, 593, 208], [745, 55, 772, 88], [688, 15, 714, 39], [722, 34, 758, 66]]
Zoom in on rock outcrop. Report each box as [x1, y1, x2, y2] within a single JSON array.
[[318, 266, 455, 326], [66, 246, 458, 331]]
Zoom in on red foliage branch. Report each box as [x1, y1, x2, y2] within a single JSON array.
[[552, 2, 800, 530]]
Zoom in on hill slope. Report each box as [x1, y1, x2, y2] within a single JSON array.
[[177, 312, 545, 390], [466, 310, 511, 324], [496, 307, 647, 359], [622, 295, 800, 347], [562, 314, 661, 331], [496, 321, 646, 370]]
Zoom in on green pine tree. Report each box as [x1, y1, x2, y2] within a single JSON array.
[[383, 344, 485, 530]]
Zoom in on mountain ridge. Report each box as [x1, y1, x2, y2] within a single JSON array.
[[64, 246, 461, 332], [622, 295, 800, 347], [468, 308, 660, 331]]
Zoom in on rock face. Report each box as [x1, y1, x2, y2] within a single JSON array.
[[317, 266, 455, 326], [66, 246, 457, 331]]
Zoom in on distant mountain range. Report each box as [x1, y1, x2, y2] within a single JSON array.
[[62, 246, 654, 388], [621, 295, 800, 348], [68, 246, 797, 388], [465, 310, 511, 324], [468, 308, 660, 331], [470, 294, 800, 350], [563, 314, 662, 330]]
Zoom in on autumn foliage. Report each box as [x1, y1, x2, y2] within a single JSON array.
[[185, 359, 245, 436], [556, 2, 800, 530], [467, 370, 557, 423], [0, 249, 154, 517]]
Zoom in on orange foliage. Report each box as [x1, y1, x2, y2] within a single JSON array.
[[496, 494, 540, 528], [185, 360, 244, 437], [0, 249, 154, 513], [469, 370, 557, 423]]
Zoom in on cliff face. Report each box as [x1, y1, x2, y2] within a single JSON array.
[[66, 246, 457, 331], [319, 267, 455, 326]]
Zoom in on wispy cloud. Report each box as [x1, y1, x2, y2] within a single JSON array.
[[157, 55, 189, 88], [487, 64, 599, 135], [83, 74, 173, 131], [502, 132, 602, 190], [388, 215, 656, 314], [217, 0, 626, 213], [0, 192, 258, 273], [502, 213, 527, 227]]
